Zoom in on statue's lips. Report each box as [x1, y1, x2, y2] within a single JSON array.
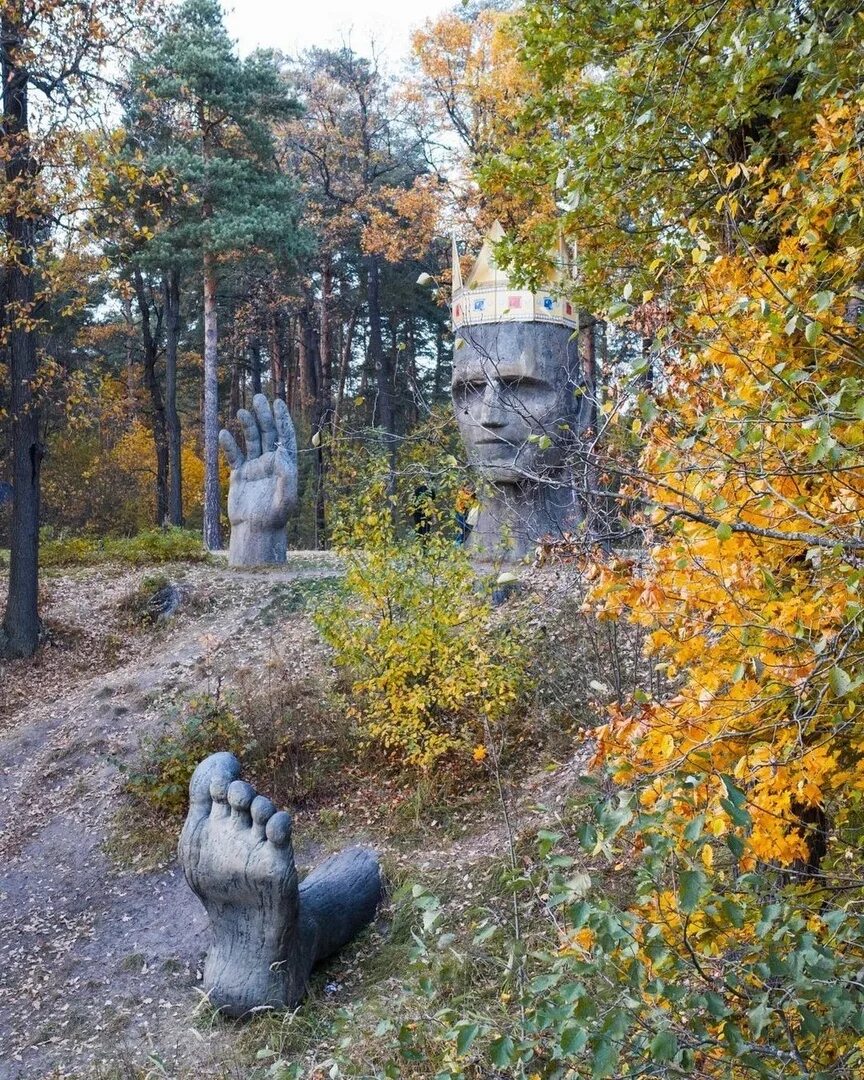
[[473, 437, 521, 457]]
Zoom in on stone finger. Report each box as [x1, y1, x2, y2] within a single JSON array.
[[219, 429, 244, 470], [274, 397, 297, 459], [253, 393, 278, 453], [238, 408, 261, 460]]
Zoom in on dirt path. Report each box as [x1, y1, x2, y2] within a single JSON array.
[[0, 555, 342, 1080]]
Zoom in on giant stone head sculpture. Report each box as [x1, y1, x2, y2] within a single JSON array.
[[451, 225, 586, 559]]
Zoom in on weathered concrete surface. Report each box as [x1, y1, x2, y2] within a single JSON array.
[[179, 753, 380, 1017], [219, 394, 298, 567], [452, 321, 587, 559]]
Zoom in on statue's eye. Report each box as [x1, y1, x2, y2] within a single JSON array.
[[456, 381, 485, 398]]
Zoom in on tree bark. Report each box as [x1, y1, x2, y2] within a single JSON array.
[[298, 306, 319, 420], [202, 250, 221, 550], [163, 267, 183, 525], [368, 256, 397, 490], [285, 316, 296, 411], [133, 268, 168, 525], [270, 314, 286, 401], [199, 96, 220, 550], [229, 318, 240, 421], [333, 306, 357, 432], [121, 296, 137, 413], [368, 255, 394, 436], [319, 260, 333, 429], [1, 4, 42, 658], [249, 338, 262, 397], [578, 319, 598, 433], [433, 322, 445, 400]]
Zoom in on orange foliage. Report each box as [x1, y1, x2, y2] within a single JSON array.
[[590, 96, 864, 870]]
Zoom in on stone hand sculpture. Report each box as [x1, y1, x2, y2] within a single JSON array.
[[178, 752, 381, 1017], [219, 394, 298, 566]]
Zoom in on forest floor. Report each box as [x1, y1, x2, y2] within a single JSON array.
[[0, 555, 598, 1080]]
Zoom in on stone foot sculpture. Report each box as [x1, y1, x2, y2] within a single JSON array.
[[219, 394, 298, 567], [178, 752, 381, 1017]]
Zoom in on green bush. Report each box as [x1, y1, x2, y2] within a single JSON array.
[[40, 527, 207, 568], [124, 694, 251, 817], [314, 472, 530, 768]]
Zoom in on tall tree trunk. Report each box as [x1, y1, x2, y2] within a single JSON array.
[[199, 98, 220, 550], [163, 267, 183, 525], [579, 319, 598, 433], [407, 316, 419, 424], [641, 335, 654, 390], [333, 307, 358, 433], [433, 322, 445, 400], [202, 250, 221, 550], [315, 260, 334, 546], [249, 338, 262, 396], [229, 332, 241, 419], [1, 5, 42, 658], [271, 313, 286, 401], [133, 268, 168, 525], [121, 296, 137, 412], [298, 306, 319, 421], [368, 255, 393, 434], [286, 316, 296, 410], [319, 260, 333, 429], [367, 255, 397, 486]]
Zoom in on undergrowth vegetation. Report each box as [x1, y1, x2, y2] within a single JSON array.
[[39, 526, 208, 568], [316, 470, 531, 768], [124, 692, 253, 817]]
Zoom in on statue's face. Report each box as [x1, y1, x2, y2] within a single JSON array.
[[451, 323, 577, 484]]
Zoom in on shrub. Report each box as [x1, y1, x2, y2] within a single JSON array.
[[40, 527, 207, 567], [124, 693, 251, 817], [391, 800, 864, 1080], [314, 470, 530, 768]]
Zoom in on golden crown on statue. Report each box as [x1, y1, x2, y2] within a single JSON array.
[[451, 221, 579, 332]]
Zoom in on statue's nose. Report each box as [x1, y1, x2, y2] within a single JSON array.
[[479, 381, 507, 429]]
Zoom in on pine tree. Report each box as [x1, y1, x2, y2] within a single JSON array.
[[136, 0, 307, 549]]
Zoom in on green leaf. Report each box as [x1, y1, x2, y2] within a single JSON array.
[[830, 665, 852, 696], [727, 832, 745, 858], [812, 290, 835, 313], [679, 869, 708, 913], [748, 999, 772, 1038], [721, 899, 745, 928], [649, 1029, 678, 1062], [721, 775, 747, 807], [721, 797, 751, 828], [489, 1035, 515, 1067], [716, 522, 733, 541], [799, 1006, 822, 1037], [805, 320, 823, 345], [560, 1025, 588, 1055], [591, 1037, 619, 1078], [455, 1023, 480, 1056], [472, 923, 498, 944]]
